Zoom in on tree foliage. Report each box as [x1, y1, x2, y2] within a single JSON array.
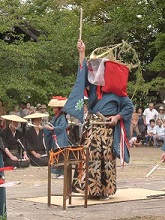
[[0, 0, 164, 110]]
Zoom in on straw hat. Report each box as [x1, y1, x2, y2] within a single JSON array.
[[24, 113, 49, 119], [48, 96, 67, 107], [1, 115, 27, 123], [159, 106, 164, 110]]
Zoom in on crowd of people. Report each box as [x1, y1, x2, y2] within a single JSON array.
[[129, 103, 165, 150], [0, 93, 164, 172]]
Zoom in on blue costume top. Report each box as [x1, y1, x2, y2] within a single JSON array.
[[44, 114, 69, 150]]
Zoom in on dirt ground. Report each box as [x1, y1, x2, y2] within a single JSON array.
[[4, 146, 165, 220]]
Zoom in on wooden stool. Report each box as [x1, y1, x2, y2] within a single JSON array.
[[48, 146, 89, 210]]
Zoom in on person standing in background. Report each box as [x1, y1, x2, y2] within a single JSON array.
[[130, 108, 140, 138], [137, 107, 146, 138], [158, 106, 165, 121], [143, 103, 158, 126], [44, 97, 69, 179]]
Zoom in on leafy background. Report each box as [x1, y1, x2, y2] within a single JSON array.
[[0, 0, 164, 111]]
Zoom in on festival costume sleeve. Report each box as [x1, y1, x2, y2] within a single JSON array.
[[118, 96, 134, 122], [53, 116, 68, 135], [63, 59, 88, 123]]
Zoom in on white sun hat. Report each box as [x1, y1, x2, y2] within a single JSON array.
[[1, 115, 27, 123], [24, 112, 49, 119]]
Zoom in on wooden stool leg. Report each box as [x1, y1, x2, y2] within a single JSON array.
[[48, 162, 51, 206], [63, 149, 68, 210], [68, 164, 72, 204], [84, 147, 89, 208]]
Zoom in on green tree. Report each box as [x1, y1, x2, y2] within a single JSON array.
[[0, 0, 164, 111]]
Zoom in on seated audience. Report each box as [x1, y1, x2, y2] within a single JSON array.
[[144, 119, 156, 146], [24, 113, 49, 166], [0, 115, 29, 168], [129, 135, 142, 147], [158, 106, 165, 121], [153, 119, 165, 147]]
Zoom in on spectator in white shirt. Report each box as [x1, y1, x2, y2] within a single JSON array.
[[143, 103, 158, 126], [153, 119, 165, 147], [144, 119, 156, 146]]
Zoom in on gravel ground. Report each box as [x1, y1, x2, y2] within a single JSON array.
[[4, 146, 165, 220]]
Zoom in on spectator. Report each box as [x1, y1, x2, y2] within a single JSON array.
[[35, 103, 42, 113], [158, 106, 165, 121], [153, 119, 165, 147], [144, 119, 156, 146], [44, 96, 69, 179], [22, 102, 31, 116], [137, 107, 146, 138], [29, 106, 35, 114], [20, 102, 26, 118], [20, 102, 30, 134], [143, 103, 158, 126], [0, 115, 30, 168], [9, 105, 21, 131], [40, 104, 49, 127], [0, 100, 6, 130], [9, 105, 21, 116], [24, 113, 49, 166], [130, 108, 140, 138], [129, 135, 142, 147]]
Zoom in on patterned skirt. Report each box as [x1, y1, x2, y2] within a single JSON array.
[[72, 114, 116, 197]]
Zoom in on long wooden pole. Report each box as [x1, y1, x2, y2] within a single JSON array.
[[145, 160, 164, 178], [79, 8, 83, 40]]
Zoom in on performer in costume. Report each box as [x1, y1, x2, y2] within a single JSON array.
[[0, 115, 30, 168], [44, 97, 69, 178], [24, 113, 49, 166], [64, 40, 134, 200]]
